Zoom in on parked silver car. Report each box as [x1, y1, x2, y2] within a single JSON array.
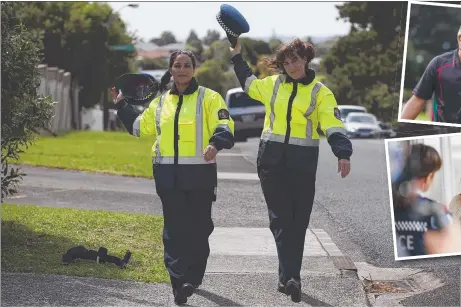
[[225, 88, 265, 142], [344, 112, 382, 138], [337, 105, 367, 122]]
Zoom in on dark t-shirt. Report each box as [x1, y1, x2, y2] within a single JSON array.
[[412, 49, 461, 123], [394, 196, 453, 257]]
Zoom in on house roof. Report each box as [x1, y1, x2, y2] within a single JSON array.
[[137, 50, 170, 60], [156, 42, 187, 51], [135, 42, 159, 51], [135, 42, 188, 60]]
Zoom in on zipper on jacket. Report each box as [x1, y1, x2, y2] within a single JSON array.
[[284, 82, 298, 144], [174, 95, 184, 165]]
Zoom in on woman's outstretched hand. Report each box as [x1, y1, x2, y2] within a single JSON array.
[[338, 159, 351, 178], [203, 145, 218, 162], [111, 87, 124, 104], [229, 39, 241, 57]]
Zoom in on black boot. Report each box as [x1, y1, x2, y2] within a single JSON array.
[[277, 281, 287, 294], [285, 278, 301, 303], [174, 283, 195, 305]]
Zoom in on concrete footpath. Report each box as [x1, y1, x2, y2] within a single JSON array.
[[2, 165, 369, 307], [1, 228, 367, 306]]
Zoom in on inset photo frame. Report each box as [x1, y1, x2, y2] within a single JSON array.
[[385, 132, 461, 260], [398, 1, 461, 128]]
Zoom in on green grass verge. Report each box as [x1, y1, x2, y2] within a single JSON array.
[[17, 130, 154, 178], [1, 204, 169, 283]]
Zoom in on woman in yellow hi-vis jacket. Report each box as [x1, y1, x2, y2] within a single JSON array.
[[113, 50, 234, 305], [229, 38, 353, 303]]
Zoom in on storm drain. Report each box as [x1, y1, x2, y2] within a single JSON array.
[[363, 279, 417, 294]]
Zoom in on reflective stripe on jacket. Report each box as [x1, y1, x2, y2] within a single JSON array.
[[116, 78, 235, 190], [231, 53, 352, 167], [120, 78, 234, 165], [244, 74, 348, 147]]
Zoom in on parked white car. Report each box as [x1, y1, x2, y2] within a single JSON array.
[[225, 87, 265, 142], [337, 105, 367, 122], [344, 112, 382, 138]]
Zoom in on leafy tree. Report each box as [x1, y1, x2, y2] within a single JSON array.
[[315, 38, 338, 58], [1, 2, 54, 199], [239, 38, 272, 67], [203, 39, 233, 69], [150, 31, 177, 46], [203, 30, 221, 46], [186, 30, 200, 44], [186, 30, 204, 60], [268, 38, 283, 53], [17, 2, 136, 109], [322, 1, 407, 121], [195, 60, 230, 97]]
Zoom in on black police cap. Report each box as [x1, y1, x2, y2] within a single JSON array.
[[216, 4, 250, 47], [115, 73, 160, 106]]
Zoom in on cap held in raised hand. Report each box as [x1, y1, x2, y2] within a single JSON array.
[[114, 73, 160, 106], [216, 4, 250, 48]]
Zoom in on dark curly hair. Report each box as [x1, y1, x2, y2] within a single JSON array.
[[260, 38, 315, 75]]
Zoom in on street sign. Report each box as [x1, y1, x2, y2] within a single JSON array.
[[109, 44, 135, 52]]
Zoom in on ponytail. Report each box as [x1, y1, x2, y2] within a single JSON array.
[[392, 143, 442, 208], [159, 70, 172, 93]]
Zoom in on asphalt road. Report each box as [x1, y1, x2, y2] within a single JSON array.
[[238, 137, 461, 307], [5, 137, 460, 306]]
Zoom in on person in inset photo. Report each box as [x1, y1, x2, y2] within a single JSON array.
[[401, 25, 461, 123], [391, 143, 461, 257], [448, 181, 461, 223]]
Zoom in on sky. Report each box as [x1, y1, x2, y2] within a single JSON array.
[[107, 1, 351, 42]]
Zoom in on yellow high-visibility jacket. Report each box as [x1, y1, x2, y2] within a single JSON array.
[[116, 78, 234, 189], [231, 54, 353, 171], [244, 74, 348, 146]]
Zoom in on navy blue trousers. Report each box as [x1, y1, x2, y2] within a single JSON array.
[[157, 188, 215, 291], [259, 164, 316, 284]]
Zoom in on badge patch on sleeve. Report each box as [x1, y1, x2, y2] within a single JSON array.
[[334, 107, 341, 120], [218, 109, 230, 120]]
